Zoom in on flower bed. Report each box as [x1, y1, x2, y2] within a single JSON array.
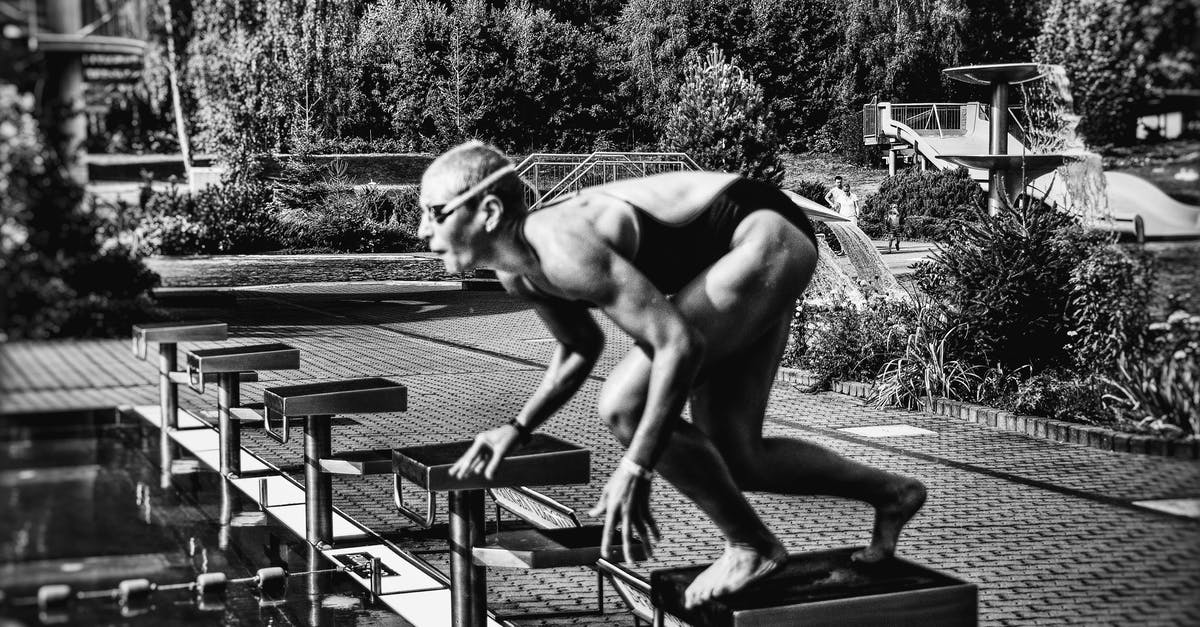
[[775, 368, 1199, 459]]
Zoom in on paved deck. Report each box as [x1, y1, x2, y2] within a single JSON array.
[[2, 282, 1198, 626]]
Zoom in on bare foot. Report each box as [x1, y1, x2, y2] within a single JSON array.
[[852, 478, 926, 563], [684, 542, 787, 609]]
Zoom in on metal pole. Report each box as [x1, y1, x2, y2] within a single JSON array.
[[217, 373, 240, 478], [158, 343, 177, 488], [218, 478, 233, 551], [989, 81, 1010, 215], [307, 544, 325, 623], [449, 489, 486, 627], [306, 415, 333, 548]]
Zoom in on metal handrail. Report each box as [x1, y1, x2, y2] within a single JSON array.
[[516, 151, 701, 208]]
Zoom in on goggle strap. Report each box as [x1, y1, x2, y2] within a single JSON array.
[[439, 164, 518, 214]]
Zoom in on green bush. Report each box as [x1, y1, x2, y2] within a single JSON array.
[[1013, 371, 1106, 425], [789, 296, 916, 388], [871, 303, 981, 411], [1, 86, 160, 339], [913, 198, 1107, 372], [133, 180, 278, 255], [1102, 307, 1200, 438], [271, 158, 423, 253], [1067, 244, 1156, 373], [858, 168, 984, 240]]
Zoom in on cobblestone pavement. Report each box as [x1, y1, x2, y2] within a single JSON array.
[[2, 284, 1199, 626]]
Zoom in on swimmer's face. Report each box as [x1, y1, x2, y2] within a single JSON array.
[[419, 171, 488, 274]]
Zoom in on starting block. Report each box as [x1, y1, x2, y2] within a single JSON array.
[[392, 434, 597, 627], [262, 377, 407, 548], [650, 547, 977, 627], [184, 343, 301, 478]]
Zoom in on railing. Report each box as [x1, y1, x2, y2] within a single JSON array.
[[978, 104, 1030, 146], [16, 0, 148, 39], [887, 103, 971, 138], [862, 103, 880, 143], [515, 152, 701, 209], [80, 0, 148, 40]]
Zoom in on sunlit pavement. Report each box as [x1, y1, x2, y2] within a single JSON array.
[[2, 280, 1197, 626]]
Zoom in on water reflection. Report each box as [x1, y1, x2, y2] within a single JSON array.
[[0, 423, 407, 626]]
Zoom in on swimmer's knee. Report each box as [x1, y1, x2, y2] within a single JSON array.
[[597, 394, 640, 447], [718, 449, 772, 491]]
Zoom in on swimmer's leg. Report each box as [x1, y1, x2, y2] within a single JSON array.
[[690, 311, 926, 569]]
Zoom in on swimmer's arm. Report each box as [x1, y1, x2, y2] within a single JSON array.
[[547, 248, 703, 469], [500, 274, 605, 436]]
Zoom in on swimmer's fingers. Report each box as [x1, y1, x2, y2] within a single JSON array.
[[449, 438, 488, 479]]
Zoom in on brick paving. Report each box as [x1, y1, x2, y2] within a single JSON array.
[[1, 283, 1198, 626]]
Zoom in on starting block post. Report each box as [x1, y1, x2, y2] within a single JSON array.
[[262, 377, 408, 549], [185, 343, 301, 478], [392, 434, 591, 627], [130, 321, 229, 482]]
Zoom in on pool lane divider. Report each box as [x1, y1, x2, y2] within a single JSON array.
[[122, 404, 506, 627]]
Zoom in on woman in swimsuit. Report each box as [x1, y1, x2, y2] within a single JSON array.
[[423, 141, 926, 608]]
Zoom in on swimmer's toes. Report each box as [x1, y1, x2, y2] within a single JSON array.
[[851, 545, 889, 563]]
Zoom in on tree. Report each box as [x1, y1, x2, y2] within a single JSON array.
[[1036, 0, 1146, 146], [662, 47, 784, 184]]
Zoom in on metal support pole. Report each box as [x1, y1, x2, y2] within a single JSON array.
[[217, 373, 240, 478], [306, 415, 333, 548], [307, 544, 325, 623], [449, 489, 486, 627], [158, 343, 177, 489], [988, 81, 1010, 215], [219, 478, 233, 551], [159, 343, 178, 428]]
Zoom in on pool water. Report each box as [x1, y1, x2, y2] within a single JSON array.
[[0, 414, 406, 626]]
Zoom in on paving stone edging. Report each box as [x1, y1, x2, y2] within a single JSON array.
[[774, 367, 1199, 460]]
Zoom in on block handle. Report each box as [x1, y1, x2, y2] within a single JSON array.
[[393, 474, 436, 528], [187, 361, 205, 394], [263, 406, 291, 444]]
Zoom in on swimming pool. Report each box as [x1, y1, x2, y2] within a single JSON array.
[[0, 412, 407, 626]]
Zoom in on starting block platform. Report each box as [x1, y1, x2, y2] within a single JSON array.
[[651, 547, 977, 627], [122, 404, 506, 627]]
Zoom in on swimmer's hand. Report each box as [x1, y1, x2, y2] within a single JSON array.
[[589, 459, 660, 565], [449, 425, 521, 480]]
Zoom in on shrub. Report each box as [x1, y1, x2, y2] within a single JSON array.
[[913, 197, 1107, 372], [271, 158, 423, 253], [1067, 244, 1156, 373], [871, 304, 981, 411], [662, 46, 785, 185], [1, 86, 160, 339], [1102, 307, 1200, 438], [133, 180, 277, 255], [1013, 371, 1107, 425], [790, 295, 916, 388], [857, 168, 984, 240]]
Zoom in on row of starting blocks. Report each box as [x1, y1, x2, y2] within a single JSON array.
[[129, 319, 979, 627]]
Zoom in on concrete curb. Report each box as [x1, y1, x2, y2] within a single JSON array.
[[774, 367, 1199, 460]]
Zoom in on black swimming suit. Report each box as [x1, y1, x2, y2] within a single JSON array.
[[626, 177, 818, 293]]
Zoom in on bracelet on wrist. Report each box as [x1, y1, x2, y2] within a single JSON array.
[[506, 418, 532, 444], [619, 456, 655, 480]]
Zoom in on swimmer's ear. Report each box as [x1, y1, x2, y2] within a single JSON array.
[[480, 194, 504, 232]]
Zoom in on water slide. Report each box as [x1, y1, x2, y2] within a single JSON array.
[[1103, 171, 1200, 239], [879, 105, 1200, 238]]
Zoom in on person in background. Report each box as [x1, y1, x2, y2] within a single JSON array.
[[886, 202, 903, 252], [841, 181, 860, 227], [823, 175, 847, 214], [823, 175, 848, 255]]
